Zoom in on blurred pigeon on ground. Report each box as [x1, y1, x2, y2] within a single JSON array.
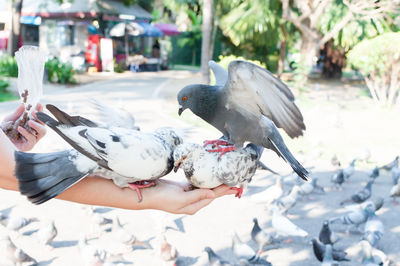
[[331, 170, 345, 190], [360, 240, 390, 266], [380, 156, 399, 171], [329, 203, 375, 232], [331, 155, 341, 168], [37, 220, 57, 246], [15, 104, 182, 203], [251, 218, 277, 255], [173, 142, 265, 198], [369, 166, 379, 180], [159, 234, 178, 262], [343, 197, 384, 213], [6, 215, 38, 232], [271, 205, 308, 240], [78, 235, 107, 266], [343, 159, 356, 181], [321, 244, 339, 266], [298, 178, 324, 198], [177, 60, 308, 180], [249, 176, 283, 205], [276, 185, 301, 212], [390, 181, 400, 204], [363, 209, 384, 247], [311, 238, 349, 262], [391, 163, 400, 185], [319, 220, 340, 245], [91, 99, 140, 131], [204, 246, 232, 266], [112, 216, 151, 250], [232, 233, 272, 265], [4, 235, 37, 265], [340, 180, 373, 206]]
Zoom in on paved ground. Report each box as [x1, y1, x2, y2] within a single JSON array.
[[0, 72, 399, 265]]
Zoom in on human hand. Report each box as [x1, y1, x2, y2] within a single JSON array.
[[140, 179, 237, 215], [1, 103, 46, 151]]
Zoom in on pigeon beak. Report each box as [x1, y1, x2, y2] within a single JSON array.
[[173, 162, 182, 173], [178, 105, 184, 116]]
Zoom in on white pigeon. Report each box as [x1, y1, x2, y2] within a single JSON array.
[[173, 142, 264, 198], [37, 220, 57, 246], [276, 185, 301, 212], [91, 99, 140, 131], [4, 236, 37, 265], [15, 104, 183, 203], [249, 176, 283, 205], [271, 205, 308, 238]]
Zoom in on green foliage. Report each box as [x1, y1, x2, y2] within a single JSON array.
[[114, 59, 125, 73], [216, 54, 266, 69], [347, 32, 400, 105], [0, 78, 10, 91], [347, 32, 400, 75], [0, 78, 17, 102], [45, 58, 76, 84], [0, 56, 18, 78]]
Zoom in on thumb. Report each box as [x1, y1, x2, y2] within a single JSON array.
[[4, 104, 25, 122]]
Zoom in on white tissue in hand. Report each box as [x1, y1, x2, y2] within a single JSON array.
[[15, 46, 47, 107]]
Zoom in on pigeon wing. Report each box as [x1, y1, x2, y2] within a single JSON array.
[[224, 60, 305, 138], [209, 60, 228, 86]]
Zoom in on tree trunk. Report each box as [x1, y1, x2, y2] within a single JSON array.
[[277, 24, 288, 77], [9, 0, 23, 56], [300, 35, 319, 70], [201, 0, 213, 84]]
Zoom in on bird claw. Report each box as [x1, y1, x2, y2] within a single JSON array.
[[128, 181, 156, 203], [203, 139, 234, 148], [230, 186, 243, 198], [206, 146, 235, 157]]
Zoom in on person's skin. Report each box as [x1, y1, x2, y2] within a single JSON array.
[[1, 106, 236, 215]]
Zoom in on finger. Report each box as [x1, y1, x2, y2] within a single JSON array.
[[17, 126, 36, 144], [180, 198, 214, 215], [185, 188, 215, 204], [28, 120, 46, 140], [4, 104, 25, 122], [212, 185, 237, 197], [35, 103, 43, 112]]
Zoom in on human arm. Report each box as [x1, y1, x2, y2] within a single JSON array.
[[0, 130, 235, 214]]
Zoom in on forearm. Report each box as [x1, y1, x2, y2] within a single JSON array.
[[0, 130, 18, 190]]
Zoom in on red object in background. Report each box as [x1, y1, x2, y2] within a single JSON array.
[[86, 34, 102, 71], [0, 31, 9, 50]]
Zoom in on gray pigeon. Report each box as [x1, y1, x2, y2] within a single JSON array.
[[251, 218, 277, 255], [173, 142, 263, 198], [340, 180, 373, 206], [177, 60, 308, 180], [363, 209, 384, 247], [369, 166, 379, 180], [311, 238, 349, 262], [391, 163, 400, 185], [343, 159, 356, 181], [390, 181, 400, 203], [15, 104, 182, 203], [298, 178, 324, 197], [232, 233, 272, 265], [6, 215, 38, 232], [380, 155, 399, 171], [329, 203, 375, 232], [321, 244, 339, 266], [204, 246, 232, 266], [319, 220, 340, 245], [4, 236, 37, 265], [37, 220, 57, 246], [331, 170, 345, 190]]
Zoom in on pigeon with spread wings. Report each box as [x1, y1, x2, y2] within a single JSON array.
[[177, 60, 308, 180]]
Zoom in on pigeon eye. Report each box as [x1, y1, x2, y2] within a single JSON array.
[[182, 96, 188, 102]]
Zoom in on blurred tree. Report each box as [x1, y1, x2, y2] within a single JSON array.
[[348, 32, 400, 106], [201, 0, 213, 83], [280, 0, 400, 71]]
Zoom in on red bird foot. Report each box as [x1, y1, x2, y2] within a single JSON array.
[[203, 139, 234, 148], [230, 186, 244, 198], [128, 180, 156, 203], [206, 146, 235, 158]]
